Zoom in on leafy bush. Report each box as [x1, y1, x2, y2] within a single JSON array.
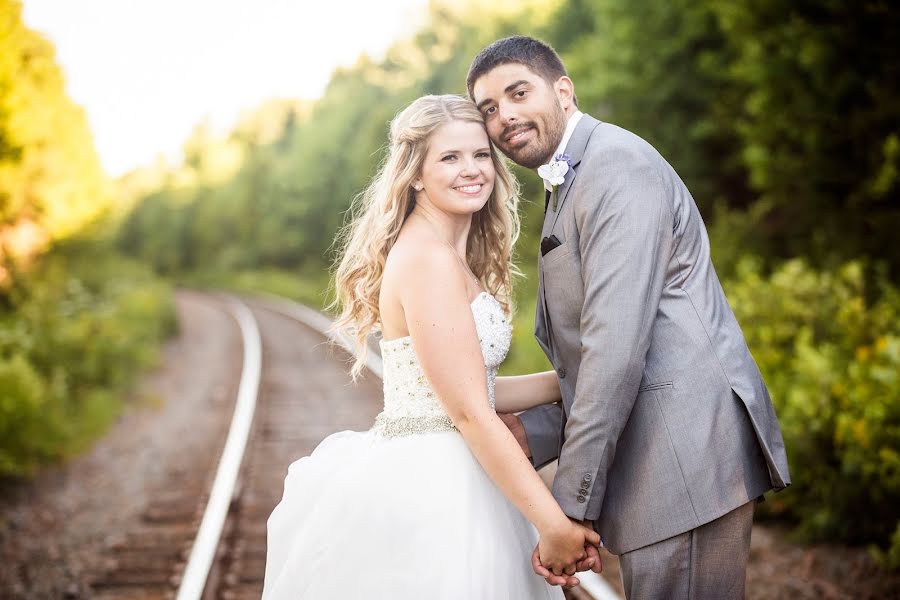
[[0, 355, 64, 475], [0, 244, 175, 477], [182, 267, 332, 310], [725, 258, 900, 560]]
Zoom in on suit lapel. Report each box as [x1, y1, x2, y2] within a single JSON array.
[[545, 115, 602, 233], [535, 115, 602, 361], [542, 168, 576, 238]]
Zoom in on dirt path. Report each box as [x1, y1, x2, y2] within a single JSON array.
[[0, 291, 242, 599], [746, 522, 899, 599]]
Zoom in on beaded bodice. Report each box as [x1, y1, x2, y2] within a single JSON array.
[[372, 292, 511, 437]]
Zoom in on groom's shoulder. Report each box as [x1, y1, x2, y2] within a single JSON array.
[[580, 117, 665, 176], [583, 118, 661, 163]]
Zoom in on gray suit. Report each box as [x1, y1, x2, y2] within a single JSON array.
[[520, 115, 790, 588]]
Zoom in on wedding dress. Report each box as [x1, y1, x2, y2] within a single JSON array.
[[262, 291, 563, 599]]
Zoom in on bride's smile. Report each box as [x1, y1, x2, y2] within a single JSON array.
[[454, 183, 484, 195]]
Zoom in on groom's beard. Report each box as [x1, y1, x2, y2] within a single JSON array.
[[496, 105, 567, 169]]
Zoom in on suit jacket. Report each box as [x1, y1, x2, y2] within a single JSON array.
[[520, 115, 791, 555]]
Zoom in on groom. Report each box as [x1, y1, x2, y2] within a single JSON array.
[[467, 36, 791, 598]]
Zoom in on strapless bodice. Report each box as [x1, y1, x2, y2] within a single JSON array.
[[372, 292, 511, 437]]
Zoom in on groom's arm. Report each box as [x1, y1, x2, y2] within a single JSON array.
[[516, 403, 564, 469], [552, 147, 673, 522]]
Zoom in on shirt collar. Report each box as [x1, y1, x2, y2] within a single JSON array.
[[543, 110, 584, 191], [555, 110, 584, 158]]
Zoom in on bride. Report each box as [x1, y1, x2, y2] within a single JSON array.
[[261, 94, 599, 599]]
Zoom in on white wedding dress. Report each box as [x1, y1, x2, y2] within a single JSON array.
[[262, 292, 564, 599]]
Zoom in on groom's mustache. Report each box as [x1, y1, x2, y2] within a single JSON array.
[[501, 122, 538, 143]]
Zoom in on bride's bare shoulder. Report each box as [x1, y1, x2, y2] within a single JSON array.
[[382, 229, 460, 301], [380, 229, 461, 338]]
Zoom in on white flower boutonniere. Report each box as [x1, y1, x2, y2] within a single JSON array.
[[537, 153, 572, 211]]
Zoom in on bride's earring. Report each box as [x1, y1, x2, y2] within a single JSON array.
[[413, 182, 423, 191]]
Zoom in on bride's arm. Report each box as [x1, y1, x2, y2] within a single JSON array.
[[494, 371, 561, 413], [400, 247, 599, 575]]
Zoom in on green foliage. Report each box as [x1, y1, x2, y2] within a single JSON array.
[[708, 0, 900, 268], [0, 1, 177, 478], [705, 200, 774, 280], [725, 259, 900, 552], [0, 0, 108, 239], [0, 354, 64, 475], [872, 521, 900, 571], [183, 267, 332, 310], [563, 0, 752, 213], [559, 0, 900, 271], [0, 242, 175, 477]]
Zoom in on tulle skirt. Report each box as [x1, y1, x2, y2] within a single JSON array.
[[262, 429, 564, 599]]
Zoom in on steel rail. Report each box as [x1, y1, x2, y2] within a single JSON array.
[[175, 297, 262, 600]]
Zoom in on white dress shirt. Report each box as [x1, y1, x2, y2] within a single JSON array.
[[543, 110, 584, 192]]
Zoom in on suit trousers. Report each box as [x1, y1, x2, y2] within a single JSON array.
[[618, 500, 756, 600]]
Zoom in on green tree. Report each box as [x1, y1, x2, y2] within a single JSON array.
[[709, 0, 900, 268], [0, 0, 108, 249], [559, 0, 752, 215]]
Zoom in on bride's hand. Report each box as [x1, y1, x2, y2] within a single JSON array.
[[531, 545, 580, 588], [531, 542, 601, 588], [536, 519, 601, 579]]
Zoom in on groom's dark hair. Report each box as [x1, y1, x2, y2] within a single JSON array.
[[466, 36, 577, 106]]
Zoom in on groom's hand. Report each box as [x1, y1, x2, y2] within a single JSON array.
[[498, 412, 531, 458], [576, 543, 603, 574], [578, 520, 603, 574]]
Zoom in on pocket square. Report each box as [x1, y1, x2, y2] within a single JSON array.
[[540, 235, 562, 256]]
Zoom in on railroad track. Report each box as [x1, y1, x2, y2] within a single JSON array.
[[86, 292, 618, 600]]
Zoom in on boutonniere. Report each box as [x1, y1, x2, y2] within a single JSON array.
[[537, 153, 572, 211]]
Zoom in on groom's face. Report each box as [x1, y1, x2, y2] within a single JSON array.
[[471, 63, 569, 169]]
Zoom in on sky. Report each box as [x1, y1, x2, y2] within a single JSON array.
[[22, 0, 429, 176]]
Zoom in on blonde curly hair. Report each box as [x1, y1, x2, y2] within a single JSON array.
[[330, 94, 521, 379]]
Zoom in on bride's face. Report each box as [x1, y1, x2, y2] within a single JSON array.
[[415, 120, 495, 216]]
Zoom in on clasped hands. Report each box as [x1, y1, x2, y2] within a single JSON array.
[[532, 518, 602, 588]]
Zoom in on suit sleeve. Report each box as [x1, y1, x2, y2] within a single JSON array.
[[551, 150, 673, 521], [519, 402, 563, 470]]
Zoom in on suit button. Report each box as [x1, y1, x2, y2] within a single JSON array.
[[580, 484, 589, 491], [584, 473, 592, 482], [557, 368, 567, 379], [577, 495, 586, 503]]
